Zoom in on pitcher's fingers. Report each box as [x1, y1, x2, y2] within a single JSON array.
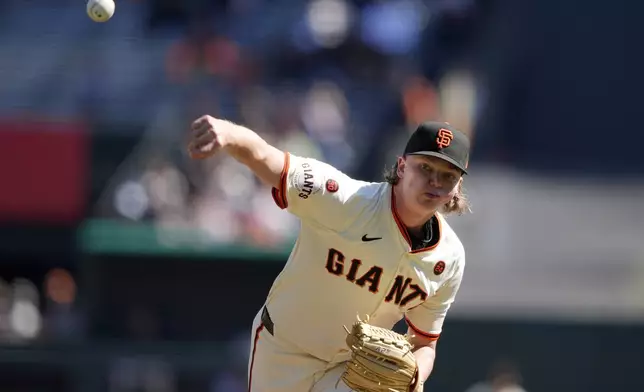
[[193, 130, 215, 146], [191, 122, 212, 139], [191, 115, 210, 131], [188, 142, 211, 159], [191, 138, 221, 153]]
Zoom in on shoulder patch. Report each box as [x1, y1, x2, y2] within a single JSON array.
[[433, 261, 446, 276], [292, 160, 323, 199], [325, 179, 339, 193]]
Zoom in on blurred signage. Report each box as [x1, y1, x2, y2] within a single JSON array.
[[80, 218, 294, 260], [0, 119, 88, 224]]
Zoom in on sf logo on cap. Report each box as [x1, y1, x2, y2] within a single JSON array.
[[436, 129, 453, 149]]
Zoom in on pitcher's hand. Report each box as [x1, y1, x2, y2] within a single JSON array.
[[187, 115, 230, 159]]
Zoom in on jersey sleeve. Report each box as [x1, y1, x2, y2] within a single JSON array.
[[404, 254, 465, 341], [270, 152, 364, 230]]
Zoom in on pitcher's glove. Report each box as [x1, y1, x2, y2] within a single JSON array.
[[340, 316, 423, 392]]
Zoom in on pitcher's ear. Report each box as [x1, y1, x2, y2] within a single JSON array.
[[396, 156, 406, 178]]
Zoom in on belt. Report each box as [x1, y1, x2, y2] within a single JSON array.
[[261, 306, 275, 336]]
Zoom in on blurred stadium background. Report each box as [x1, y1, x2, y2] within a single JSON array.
[[0, 0, 638, 391]]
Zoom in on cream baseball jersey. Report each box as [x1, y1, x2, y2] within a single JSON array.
[[264, 152, 465, 363]]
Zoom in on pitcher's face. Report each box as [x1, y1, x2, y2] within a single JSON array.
[[396, 155, 462, 213]]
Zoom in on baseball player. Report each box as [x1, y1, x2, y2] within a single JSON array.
[[187, 116, 470, 392]]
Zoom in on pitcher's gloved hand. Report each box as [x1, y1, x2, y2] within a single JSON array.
[[341, 316, 421, 392]]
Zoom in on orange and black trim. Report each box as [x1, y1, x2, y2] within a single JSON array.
[[271, 152, 290, 210], [405, 316, 440, 341], [390, 188, 442, 253], [247, 323, 264, 392]]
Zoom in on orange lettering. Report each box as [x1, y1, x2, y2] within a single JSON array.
[[436, 128, 453, 149]]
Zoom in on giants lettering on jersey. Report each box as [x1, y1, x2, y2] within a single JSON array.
[[325, 248, 428, 307], [292, 161, 323, 199]]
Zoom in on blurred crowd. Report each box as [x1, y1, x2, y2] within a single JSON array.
[[0, 0, 482, 247], [0, 268, 84, 345]]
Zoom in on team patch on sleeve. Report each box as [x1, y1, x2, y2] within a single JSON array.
[[291, 159, 324, 199], [325, 179, 339, 193]]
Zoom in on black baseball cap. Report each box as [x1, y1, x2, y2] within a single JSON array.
[[403, 121, 470, 174]]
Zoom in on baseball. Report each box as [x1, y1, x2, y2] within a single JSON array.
[[87, 0, 115, 23]]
